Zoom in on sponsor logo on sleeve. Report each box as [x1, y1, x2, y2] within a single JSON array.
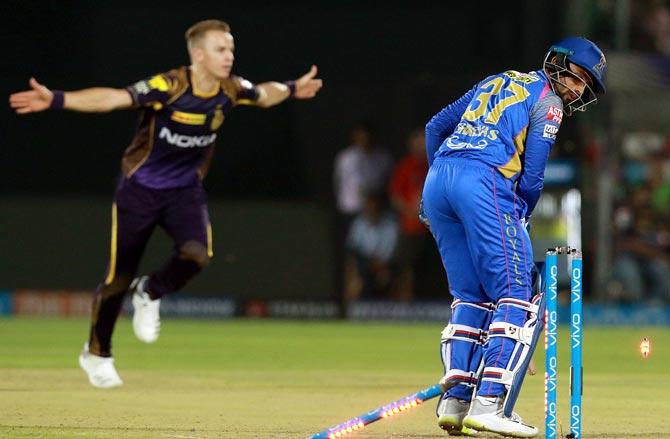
[[547, 106, 563, 124], [543, 124, 559, 139], [131, 80, 150, 95], [239, 78, 254, 90], [148, 75, 170, 92], [131, 75, 170, 96]]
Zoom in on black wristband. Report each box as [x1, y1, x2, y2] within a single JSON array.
[[49, 90, 65, 110], [284, 80, 296, 98]]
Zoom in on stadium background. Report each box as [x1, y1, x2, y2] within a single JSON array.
[[1, 0, 669, 320], [2, 2, 670, 439]]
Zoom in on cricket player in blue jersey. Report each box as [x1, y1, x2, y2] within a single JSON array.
[[421, 37, 606, 437], [10, 19, 322, 389]]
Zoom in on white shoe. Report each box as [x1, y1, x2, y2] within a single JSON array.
[[78, 343, 123, 389], [463, 396, 538, 438], [437, 397, 479, 436], [131, 276, 161, 343]]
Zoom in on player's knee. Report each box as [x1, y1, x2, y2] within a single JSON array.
[[179, 241, 211, 268]]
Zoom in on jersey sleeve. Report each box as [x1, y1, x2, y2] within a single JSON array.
[[516, 94, 564, 218], [425, 85, 477, 166], [126, 73, 176, 109], [222, 75, 260, 106]]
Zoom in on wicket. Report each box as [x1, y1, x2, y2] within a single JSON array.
[[544, 247, 583, 439], [306, 384, 443, 439]]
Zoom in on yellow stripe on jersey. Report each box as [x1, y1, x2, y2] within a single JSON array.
[[171, 111, 207, 125], [206, 222, 214, 258], [235, 98, 259, 106], [148, 75, 170, 92], [498, 126, 528, 179], [104, 203, 118, 285]]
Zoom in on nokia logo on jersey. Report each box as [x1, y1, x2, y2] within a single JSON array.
[[158, 127, 216, 148]]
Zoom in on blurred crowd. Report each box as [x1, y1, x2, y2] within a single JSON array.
[[632, 0, 670, 55], [333, 123, 432, 303], [331, 122, 670, 304], [593, 0, 670, 54], [609, 134, 670, 303]]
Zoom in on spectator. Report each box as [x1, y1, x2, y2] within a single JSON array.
[[333, 122, 393, 298], [610, 185, 670, 302], [389, 129, 429, 301], [645, 0, 670, 55], [344, 194, 399, 302], [646, 153, 670, 217], [334, 122, 394, 218]]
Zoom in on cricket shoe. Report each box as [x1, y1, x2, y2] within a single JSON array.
[[437, 397, 479, 436], [131, 276, 161, 343], [78, 343, 123, 389], [462, 396, 538, 438]]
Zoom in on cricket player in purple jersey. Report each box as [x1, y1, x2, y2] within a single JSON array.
[[10, 19, 322, 389], [421, 37, 606, 437]]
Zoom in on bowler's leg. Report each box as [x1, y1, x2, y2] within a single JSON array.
[[148, 185, 212, 297], [89, 193, 157, 356]]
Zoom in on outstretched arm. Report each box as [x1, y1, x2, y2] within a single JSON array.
[[255, 65, 322, 108], [9, 77, 133, 114]]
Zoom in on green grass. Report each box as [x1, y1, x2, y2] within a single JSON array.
[[0, 317, 668, 438]]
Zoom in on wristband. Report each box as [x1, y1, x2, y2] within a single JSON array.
[[49, 90, 65, 110], [284, 80, 296, 98]]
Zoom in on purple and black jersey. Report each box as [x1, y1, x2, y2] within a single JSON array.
[[88, 68, 261, 357], [122, 66, 259, 189]]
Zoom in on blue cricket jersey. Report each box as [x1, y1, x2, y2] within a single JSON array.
[[425, 70, 563, 217]]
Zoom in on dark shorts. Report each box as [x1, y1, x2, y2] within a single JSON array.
[[103, 177, 211, 284]]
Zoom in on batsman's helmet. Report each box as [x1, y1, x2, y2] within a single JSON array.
[[544, 37, 607, 114]]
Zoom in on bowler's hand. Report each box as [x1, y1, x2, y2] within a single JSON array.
[[294, 65, 322, 99], [9, 78, 54, 114]]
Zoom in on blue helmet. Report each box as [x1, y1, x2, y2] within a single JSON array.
[[547, 37, 607, 92], [544, 37, 607, 114]]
